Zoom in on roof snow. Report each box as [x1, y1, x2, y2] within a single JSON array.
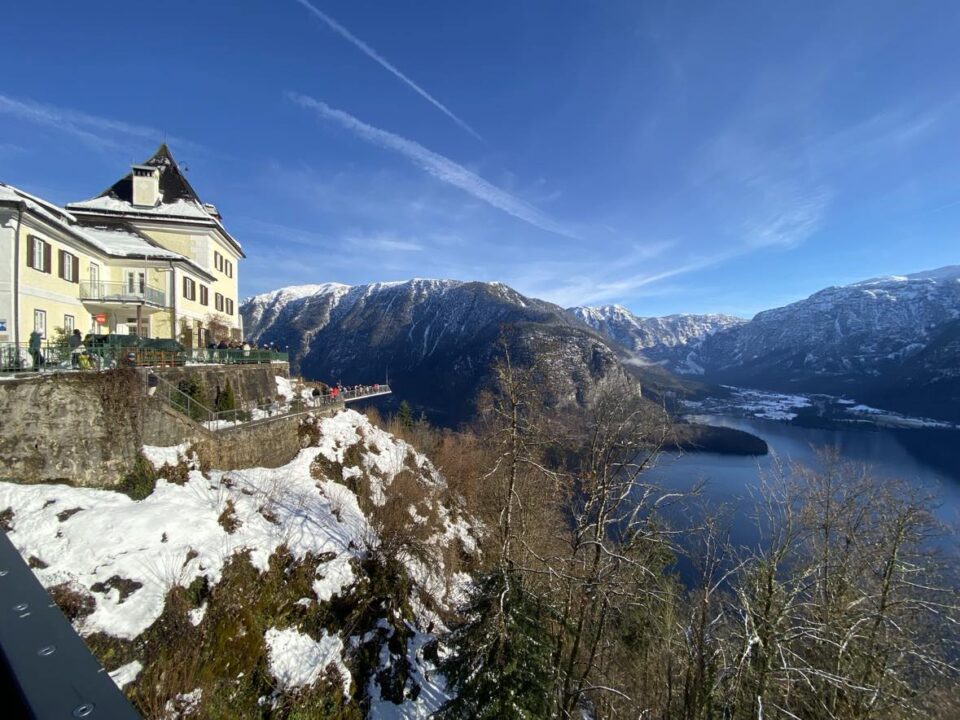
[[77, 226, 186, 261], [68, 195, 214, 221]]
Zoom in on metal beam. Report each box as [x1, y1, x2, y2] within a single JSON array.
[[0, 531, 141, 719]]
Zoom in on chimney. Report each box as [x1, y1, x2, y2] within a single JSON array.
[[131, 165, 160, 207]]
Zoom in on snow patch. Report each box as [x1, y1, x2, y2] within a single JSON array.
[[142, 443, 190, 470], [264, 627, 351, 695], [109, 660, 143, 689]]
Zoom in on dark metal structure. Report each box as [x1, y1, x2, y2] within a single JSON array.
[[0, 531, 141, 719]]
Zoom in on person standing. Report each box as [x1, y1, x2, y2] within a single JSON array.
[[69, 329, 82, 368], [28, 330, 42, 371]]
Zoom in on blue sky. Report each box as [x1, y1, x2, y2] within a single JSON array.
[[2, 1, 959, 318]]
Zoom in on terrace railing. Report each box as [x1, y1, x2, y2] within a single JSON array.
[[183, 348, 289, 365], [151, 375, 391, 432], [0, 342, 288, 374], [79, 281, 167, 307]]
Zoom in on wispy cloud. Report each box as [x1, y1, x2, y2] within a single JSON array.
[[288, 92, 578, 239], [0, 93, 201, 154], [291, 0, 482, 141]]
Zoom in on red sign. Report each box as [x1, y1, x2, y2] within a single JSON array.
[[94, 314, 107, 325]]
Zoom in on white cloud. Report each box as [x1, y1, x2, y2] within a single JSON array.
[[0, 93, 201, 154], [288, 92, 579, 240], [291, 0, 482, 141]]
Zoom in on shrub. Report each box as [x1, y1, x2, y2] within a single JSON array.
[[48, 582, 96, 622], [174, 377, 208, 421], [119, 455, 157, 500]]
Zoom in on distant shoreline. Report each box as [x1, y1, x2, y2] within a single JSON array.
[[665, 422, 769, 456]]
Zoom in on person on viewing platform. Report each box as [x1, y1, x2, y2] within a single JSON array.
[[217, 339, 228, 350], [69, 329, 82, 368], [28, 330, 42, 370], [242, 341, 251, 358], [147, 372, 158, 397]]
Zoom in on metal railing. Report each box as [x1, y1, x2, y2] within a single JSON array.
[[0, 342, 287, 374], [1, 341, 71, 373], [152, 375, 218, 424], [151, 375, 391, 431], [183, 348, 289, 365], [79, 281, 167, 307]]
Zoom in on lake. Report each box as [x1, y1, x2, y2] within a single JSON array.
[[648, 415, 960, 569]]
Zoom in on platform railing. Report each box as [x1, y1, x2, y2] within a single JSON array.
[[79, 281, 167, 307]]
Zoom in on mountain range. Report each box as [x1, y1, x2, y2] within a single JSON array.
[[241, 279, 680, 424], [567, 306, 743, 374], [242, 266, 960, 425]]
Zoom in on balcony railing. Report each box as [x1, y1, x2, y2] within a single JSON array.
[[79, 281, 167, 307]]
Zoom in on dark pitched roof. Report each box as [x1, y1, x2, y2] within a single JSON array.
[[97, 143, 203, 206]]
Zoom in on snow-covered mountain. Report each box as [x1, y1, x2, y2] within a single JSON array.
[[695, 266, 960, 420], [243, 279, 650, 423], [567, 305, 744, 373]]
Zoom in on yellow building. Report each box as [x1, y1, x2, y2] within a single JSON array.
[[0, 144, 244, 349]]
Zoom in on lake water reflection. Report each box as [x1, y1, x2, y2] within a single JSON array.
[[647, 416, 960, 570]]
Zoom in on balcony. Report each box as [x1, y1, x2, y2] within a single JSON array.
[[79, 281, 168, 308]]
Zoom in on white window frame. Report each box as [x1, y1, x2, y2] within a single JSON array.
[[89, 262, 99, 286], [126, 270, 145, 294], [34, 309, 46, 337], [62, 251, 76, 282], [63, 315, 75, 333], [30, 237, 45, 271], [215, 292, 224, 312]]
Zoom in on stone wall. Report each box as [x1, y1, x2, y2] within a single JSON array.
[[0, 364, 339, 489], [141, 401, 341, 471], [153, 363, 290, 410], [192, 414, 308, 471], [0, 373, 140, 487]]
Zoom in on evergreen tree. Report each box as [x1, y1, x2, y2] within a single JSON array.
[[396, 400, 414, 429], [216, 380, 237, 419], [437, 568, 552, 720]]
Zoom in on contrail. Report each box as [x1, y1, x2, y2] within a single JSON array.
[[289, 92, 576, 239], [292, 0, 482, 141]]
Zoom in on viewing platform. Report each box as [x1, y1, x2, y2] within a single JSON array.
[[0, 340, 288, 375]]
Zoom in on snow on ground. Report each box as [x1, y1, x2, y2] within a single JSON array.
[[0, 409, 475, 715], [313, 553, 356, 602], [265, 627, 351, 695], [682, 387, 958, 429], [109, 660, 143, 689], [694, 387, 813, 421], [0, 411, 467, 634], [844, 403, 955, 429], [367, 625, 450, 720], [275, 375, 295, 401], [142, 443, 191, 470]]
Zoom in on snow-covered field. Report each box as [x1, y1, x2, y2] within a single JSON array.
[[682, 387, 813, 421], [0, 409, 474, 718], [681, 386, 958, 429]]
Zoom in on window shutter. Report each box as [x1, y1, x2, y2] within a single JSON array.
[[43, 242, 52, 273], [182, 276, 187, 298], [26, 237, 34, 269], [72, 255, 80, 283], [58, 250, 65, 280]]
